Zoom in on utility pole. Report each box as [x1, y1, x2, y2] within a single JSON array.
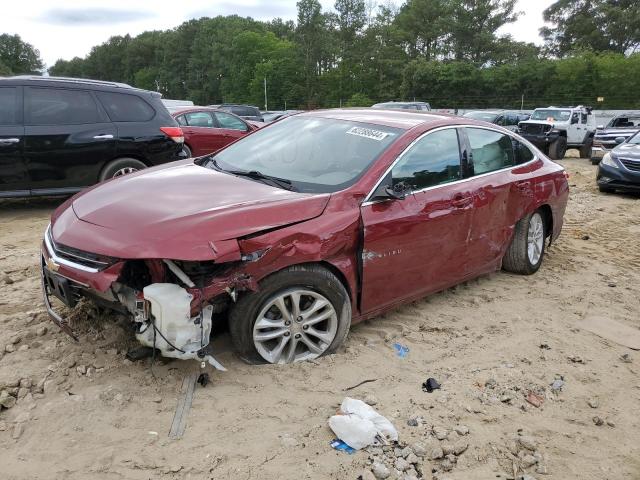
[[521, 94, 524, 112], [264, 78, 268, 112]]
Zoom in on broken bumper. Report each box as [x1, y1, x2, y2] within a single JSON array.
[[40, 255, 79, 341], [520, 131, 560, 149]]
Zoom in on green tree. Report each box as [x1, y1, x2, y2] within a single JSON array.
[[0, 34, 44, 74], [541, 0, 640, 56]]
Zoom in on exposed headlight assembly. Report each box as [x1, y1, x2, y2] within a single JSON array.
[[601, 153, 619, 169]]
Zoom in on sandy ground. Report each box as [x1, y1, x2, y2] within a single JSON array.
[[0, 157, 639, 480]]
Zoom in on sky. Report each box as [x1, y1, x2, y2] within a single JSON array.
[[4, 0, 556, 68]]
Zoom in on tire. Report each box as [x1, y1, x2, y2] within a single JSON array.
[[598, 185, 614, 193], [229, 264, 351, 364], [99, 158, 147, 182], [590, 157, 600, 165], [502, 210, 547, 275], [181, 144, 192, 158], [579, 139, 593, 159], [548, 137, 567, 160]]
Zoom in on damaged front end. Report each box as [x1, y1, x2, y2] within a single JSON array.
[[40, 225, 257, 370]]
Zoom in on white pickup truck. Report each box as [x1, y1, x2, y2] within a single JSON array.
[[517, 106, 596, 159]]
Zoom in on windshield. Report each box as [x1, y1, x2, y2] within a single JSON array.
[[628, 131, 640, 144], [530, 109, 571, 121], [207, 116, 401, 193], [464, 111, 499, 122], [608, 116, 640, 128]]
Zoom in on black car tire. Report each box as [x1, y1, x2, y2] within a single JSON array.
[[590, 157, 601, 165], [502, 210, 547, 275], [99, 158, 147, 182], [181, 144, 192, 158], [229, 264, 351, 364], [579, 139, 593, 159], [548, 137, 567, 160], [598, 185, 615, 193]]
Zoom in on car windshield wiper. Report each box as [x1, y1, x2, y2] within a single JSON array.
[[208, 158, 296, 191]]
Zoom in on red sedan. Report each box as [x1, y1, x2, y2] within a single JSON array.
[[172, 107, 259, 157], [41, 109, 568, 367]]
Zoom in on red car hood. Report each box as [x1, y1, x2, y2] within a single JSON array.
[[51, 161, 330, 261]]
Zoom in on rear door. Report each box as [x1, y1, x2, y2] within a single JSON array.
[[24, 86, 116, 194], [0, 85, 27, 195], [360, 127, 475, 313], [213, 111, 250, 146], [461, 127, 536, 273]]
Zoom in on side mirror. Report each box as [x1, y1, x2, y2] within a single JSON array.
[[615, 136, 625, 144], [385, 182, 409, 200], [371, 174, 410, 201]]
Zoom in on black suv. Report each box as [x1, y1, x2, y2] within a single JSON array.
[[0, 76, 184, 198], [215, 104, 264, 122]]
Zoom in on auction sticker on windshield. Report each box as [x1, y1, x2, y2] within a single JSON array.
[[346, 126, 390, 141]]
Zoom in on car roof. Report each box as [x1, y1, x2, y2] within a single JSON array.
[[0, 75, 158, 96], [171, 106, 247, 120], [300, 108, 452, 130]]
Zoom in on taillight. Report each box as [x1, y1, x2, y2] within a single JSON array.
[[160, 127, 184, 144]]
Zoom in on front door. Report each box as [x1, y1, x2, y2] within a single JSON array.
[[24, 86, 116, 195], [213, 111, 250, 148], [567, 112, 582, 144], [0, 85, 27, 196], [360, 127, 475, 314], [182, 111, 225, 156]]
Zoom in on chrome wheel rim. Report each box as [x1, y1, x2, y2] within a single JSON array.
[[253, 288, 338, 364], [112, 167, 138, 178], [527, 213, 544, 265]]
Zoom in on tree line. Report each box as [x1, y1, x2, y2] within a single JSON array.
[[2, 1, 640, 109]]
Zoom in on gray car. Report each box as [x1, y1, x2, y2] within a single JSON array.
[[463, 110, 530, 132], [591, 114, 640, 164]]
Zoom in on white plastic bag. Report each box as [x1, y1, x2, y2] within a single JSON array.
[[328, 397, 398, 450]]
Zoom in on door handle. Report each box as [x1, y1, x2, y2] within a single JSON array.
[[0, 138, 20, 144], [93, 134, 114, 140], [451, 194, 472, 208]]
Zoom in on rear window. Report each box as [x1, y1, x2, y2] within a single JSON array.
[[26, 87, 100, 125], [230, 106, 258, 117], [97, 91, 155, 122], [0, 87, 18, 125]]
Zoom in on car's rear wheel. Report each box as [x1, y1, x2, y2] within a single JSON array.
[[502, 210, 547, 275], [598, 185, 615, 193], [99, 158, 147, 181], [229, 265, 351, 364], [181, 144, 192, 158], [590, 157, 601, 165], [548, 137, 567, 160]]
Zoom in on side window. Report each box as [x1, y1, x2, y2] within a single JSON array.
[[26, 87, 99, 125], [391, 129, 461, 190], [466, 128, 515, 175], [214, 112, 248, 131], [0, 87, 18, 125], [175, 115, 187, 126], [512, 139, 535, 164], [184, 111, 214, 127], [506, 114, 519, 126], [581, 113, 588, 123], [571, 112, 579, 124], [495, 115, 506, 126], [96, 91, 155, 122]]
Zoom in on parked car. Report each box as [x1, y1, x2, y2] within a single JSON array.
[[596, 130, 640, 193], [0, 76, 183, 198], [591, 114, 640, 164], [42, 109, 568, 367], [517, 105, 596, 160], [261, 110, 303, 123], [463, 110, 530, 131], [215, 104, 263, 122], [371, 101, 431, 111], [172, 107, 259, 157]]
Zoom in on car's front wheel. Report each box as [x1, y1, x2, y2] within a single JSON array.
[[229, 265, 351, 364], [548, 137, 567, 160], [502, 210, 547, 275]]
